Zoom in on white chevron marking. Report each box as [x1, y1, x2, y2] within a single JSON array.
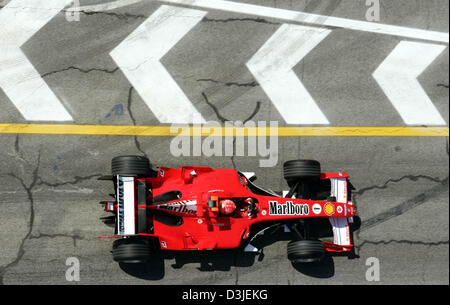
[[110, 5, 206, 124], [0, 0, 73, 121], [247, 24, 331, 125], [373, 41, 447, 126]]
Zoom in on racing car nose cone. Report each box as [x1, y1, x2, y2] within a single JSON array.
[[219, 199, 237, 215]]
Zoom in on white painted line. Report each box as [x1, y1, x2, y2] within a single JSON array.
[[74, 0, 449, 43], [0, 0, 73, 121], [373, 41, 447, 126], [162, 0, 449, 43], [70, 0, 142, 12], [247, 24, 330, 125], [110, 5, 206, 123]]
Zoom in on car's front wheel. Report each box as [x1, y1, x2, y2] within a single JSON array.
[[287, 239, 325, 263], [283, 159, 321, 182], [283, 159, 321, 198]]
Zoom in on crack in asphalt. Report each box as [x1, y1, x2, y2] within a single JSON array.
[[242, 101, 262, 124], [201, 92, 229, 124], [353, 141, 450, 254], [36, 174, 102, 188], [358, 239, 449, 249], [202, 17, 280, 25], [232, 100, 262, 171], [201, 92, 261, 125], [201, 92, 236, 169], [126, 87, 148, 159], [3, 0, 338, 27], [64, 9, 146, 20], [11, 134, 27, 164], [29, 232, 85, 247], [359, 176, 449, 232], [0, 140, 95, 284], [0, 151, 41, 285], [354, 174, 446, 197], [14, 134, 20, 155], [201, 92, 262, 171], [197, 78, 259, 88], [437, 83, 449, 88], [41, 66, 119, 78]]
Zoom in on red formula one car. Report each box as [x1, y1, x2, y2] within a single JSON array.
[[99, 156, 356, 264]]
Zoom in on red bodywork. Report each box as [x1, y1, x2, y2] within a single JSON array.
[[105, 166, 356, 253]]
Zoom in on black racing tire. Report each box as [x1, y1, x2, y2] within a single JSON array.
[[287, 240, 325, 263], [111, 155, 151, 176], [112, 238, 152, 263], [283, 160, 321, 181]]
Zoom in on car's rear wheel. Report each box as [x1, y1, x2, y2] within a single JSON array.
[[112, 238, 152, 263], [111, 155, 151, 176], [287, 240, 325, 263]]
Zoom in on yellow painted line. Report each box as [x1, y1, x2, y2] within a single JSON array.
[[0, 124, 448, 137]]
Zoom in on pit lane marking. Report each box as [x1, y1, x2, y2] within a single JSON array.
[[0, 0, 74, 121], [0, 124, 448, 137], [373, 41, 447, 126], [247, 24, 331, 125], [110, 5, 207, 124], [73, 0, 142, 12]]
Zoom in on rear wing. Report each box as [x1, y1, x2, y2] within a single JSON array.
[[117, 176, 136, 235], [115, 175, 148, 236]]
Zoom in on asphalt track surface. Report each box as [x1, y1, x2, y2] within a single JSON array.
[[0, 0, 448, 284]]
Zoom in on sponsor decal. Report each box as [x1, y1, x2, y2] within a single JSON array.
[[158, 200, 197, 215], [117, 177, 125, 234], [161, 241, 167, 248], [269, 201, 309, 216], [159, 169, 164, 177], [312, 203, 322, 215], [324, 203, 335, 216], [337, 206, 343, 214], [347, 205, 355, 215]]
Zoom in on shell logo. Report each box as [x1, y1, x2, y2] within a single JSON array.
[[324, 203, 335, 216]]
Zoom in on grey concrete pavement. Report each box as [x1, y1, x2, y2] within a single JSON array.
[[0, 0, 448, 284]]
